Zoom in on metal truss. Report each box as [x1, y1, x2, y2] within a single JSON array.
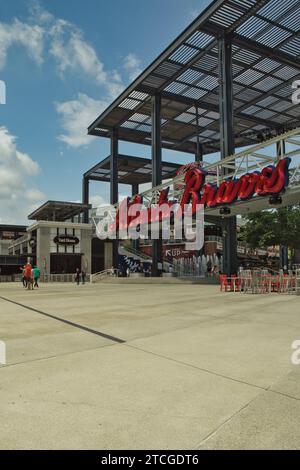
[[92, 127, 300, 218], [134, 126, 300, 208]]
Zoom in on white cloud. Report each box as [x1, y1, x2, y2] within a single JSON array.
[[0, 19, 44, 70], [0, 126, 45, 223], [29, 0, 55, 25], [90, 195, 108, 207], [49, 22, 107, 85], [52, 46, 146, 149], [55, 93, 108, 147], [0, 2, 142, 149], [39, 5, 126, 100], [16, 151, 40, 175], [123, 53, 142, 81], [0, 3, 126, 95], [25, 188, 45, 201]]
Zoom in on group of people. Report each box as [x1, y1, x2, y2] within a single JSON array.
[[20, 263, 40, 290]]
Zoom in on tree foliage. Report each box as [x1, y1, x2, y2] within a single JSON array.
[[240, 206, 300, 250]]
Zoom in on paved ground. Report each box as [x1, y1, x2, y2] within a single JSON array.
[[0, 281, 299, 450]]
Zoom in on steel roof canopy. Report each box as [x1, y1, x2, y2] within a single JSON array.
[[28, 201, 92, 221], [88, 0, 300, 155], [84, 154, 181, 185]]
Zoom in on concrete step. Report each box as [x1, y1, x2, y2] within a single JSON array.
[[96, 276, 219, 285]]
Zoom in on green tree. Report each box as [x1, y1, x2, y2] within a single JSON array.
[[240, 205, 300, 256]]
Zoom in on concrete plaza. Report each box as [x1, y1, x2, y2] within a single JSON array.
[[0, 280, 300, 450]]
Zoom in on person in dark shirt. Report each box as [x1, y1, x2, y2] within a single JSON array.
[[75, 268, 80, 285]]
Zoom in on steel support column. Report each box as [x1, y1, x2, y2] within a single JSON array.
[[132, 183, 139, 197], [195, 143, 203, 163], [195, 106, 203, 163], [277, 139, 288, 270], [151, 94, 163, 276], [110, 129, 119, 271], [276, 139, 286, 159], [218, 35, 237, 275], [132, 183, 139, 253], [82, 177, 89, 223], [110, 129, 118, 206]]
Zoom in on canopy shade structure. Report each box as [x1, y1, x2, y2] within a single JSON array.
[[28, 201, 92, 222], [0, 225, 27, 233], [84, 154, 181, 185], [88, 0, 300, 155]]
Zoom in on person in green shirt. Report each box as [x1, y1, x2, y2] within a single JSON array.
[[33, 266, 40, 288]]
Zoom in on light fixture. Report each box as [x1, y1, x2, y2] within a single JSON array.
[[269, 195, 282, 205], [219, 207, 231, 215]]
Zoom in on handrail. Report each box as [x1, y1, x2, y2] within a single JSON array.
[[120, 244, 151, 261], [120, 243, 175, 268], [91, 269, 118, 283], [40, 273, 91, 283]]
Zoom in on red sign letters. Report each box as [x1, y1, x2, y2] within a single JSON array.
[[112, 157, 290, 232]]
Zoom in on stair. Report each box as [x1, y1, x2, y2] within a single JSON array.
[[98, 276, 219, 285], [119, 244, 150, 262]]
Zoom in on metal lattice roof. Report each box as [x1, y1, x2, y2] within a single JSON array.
[[84, 154, 181, 185], [88, 0, 300, 155], [28, 201, 92, 221]]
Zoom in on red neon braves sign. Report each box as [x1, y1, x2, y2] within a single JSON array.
[[180, 157, 291, 212], [113, 157, 290, 231]]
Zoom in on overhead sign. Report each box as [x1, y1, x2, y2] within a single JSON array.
[[53, 235, 79, 246], [112, 157, 291, 232]]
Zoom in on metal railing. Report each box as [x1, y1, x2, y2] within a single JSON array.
[[120, 243, 151, 261], [0, 273, 91, 283], [120, 243, 176, 273], [91, 269, 118, 283], [40, 274, 91, 283], [0, 255, 27, 266], [0, 274, 22, 283], [220, 269, 300, 295], [9, 234, 29, 246]]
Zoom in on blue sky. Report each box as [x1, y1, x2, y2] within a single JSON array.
[[0, 0, 212, 223]]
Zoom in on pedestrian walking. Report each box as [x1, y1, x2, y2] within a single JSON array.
[[24, 263, 33, 290], [75, 268, 80, 285], [33, 266, 40, 288], [20, 266, 27, 288], [81, 270, 86, 285]]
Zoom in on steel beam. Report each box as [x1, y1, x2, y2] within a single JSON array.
[[151, 94, 163, 276], [218, 35, 238, 276], [110, 129, 119, 270], [195, 143, 203, 163], [277, 140, 288, 270], [195, 106, 203, 162], [219, 36, 234, 160], [88, 0, 226, 134], [232, 33, 300, 70], [132, 184, 140, 253], [132, 183, 139, 197], [277, 139, 286, 159], [280, 245, 289, 271], [82, 177, 89, 224], [136, 85, 280, 130], [110, 129, 118, 205]]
